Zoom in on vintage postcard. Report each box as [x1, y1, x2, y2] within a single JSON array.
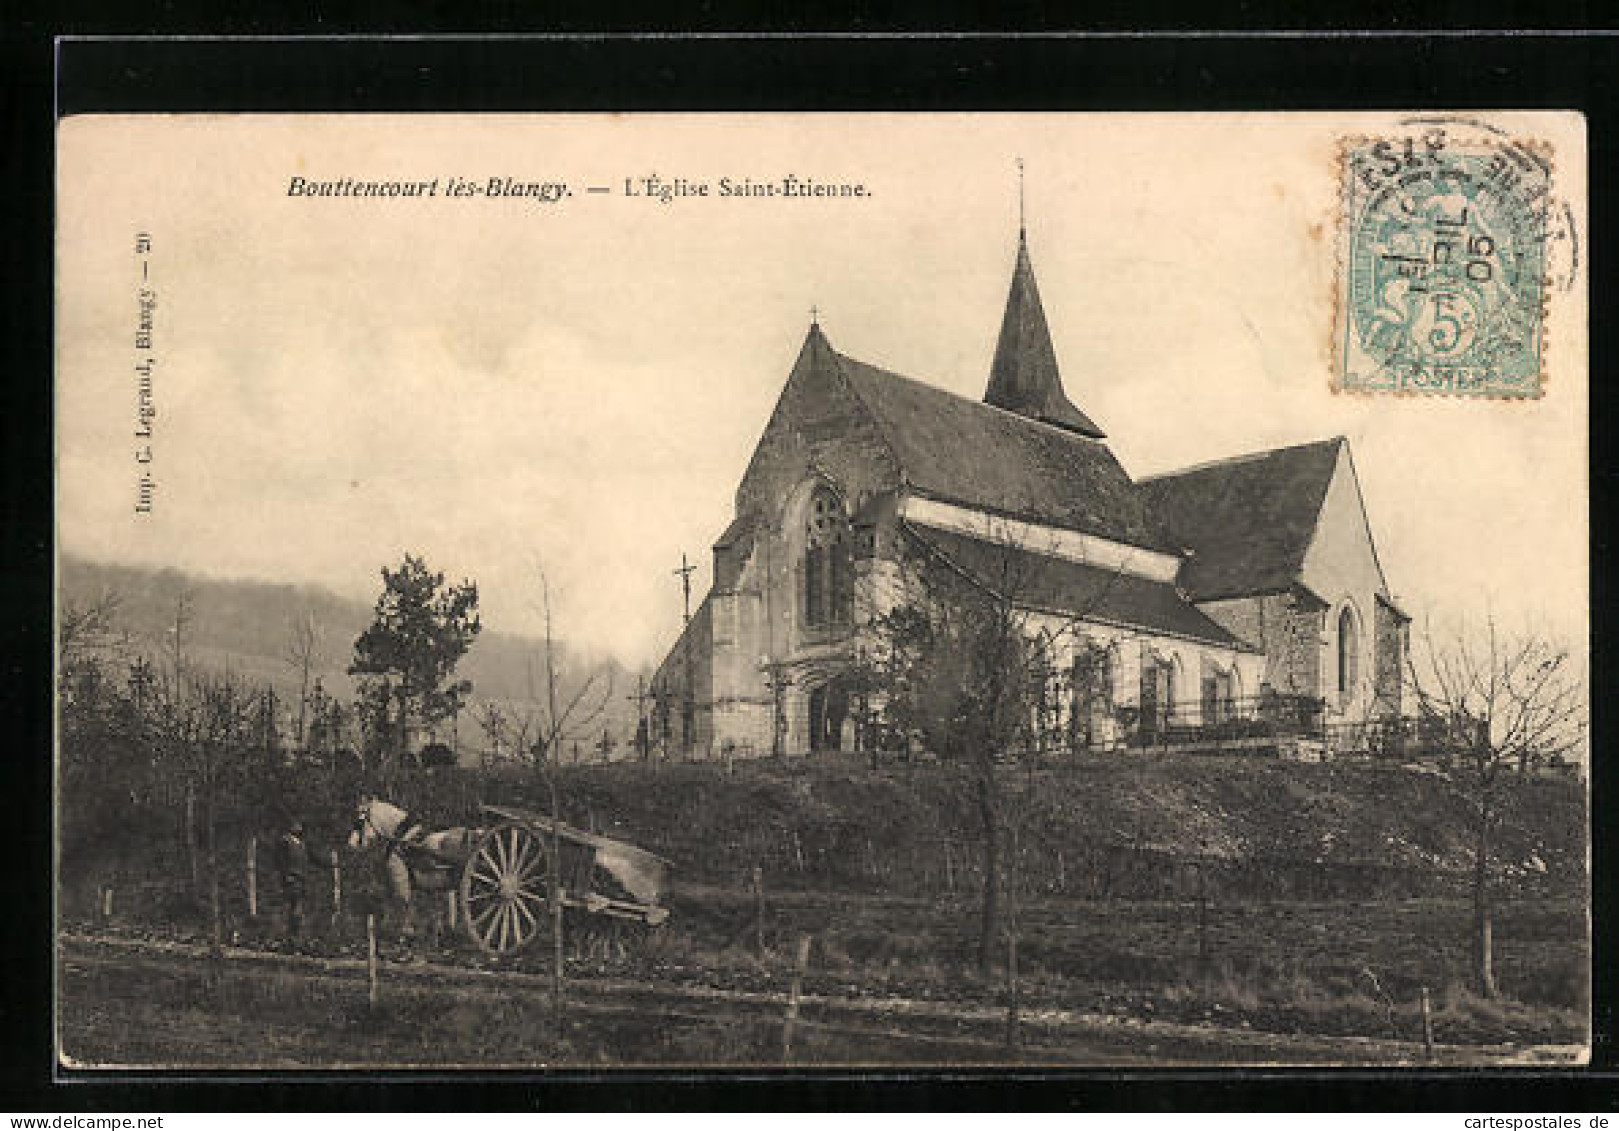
[[55, 112, 1588, 1069]]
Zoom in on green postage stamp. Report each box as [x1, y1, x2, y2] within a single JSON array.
[[1337, 124, 1553, 398]]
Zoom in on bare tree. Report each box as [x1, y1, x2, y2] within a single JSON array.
[[59, 590, 127, 676], [1407, 615, 1586, 997], [472, 700, 511, 764], [284, 610, 322, 748], [855, 520, 1125, 973], [136, 661, 264, 994], [57, 590, 132, 731], [528, 563, 614, 1040], [168, 589, 195, 695]]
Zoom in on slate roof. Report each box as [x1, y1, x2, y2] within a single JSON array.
[[826, 341, 1174, 554], [1138, 437, 1344, 601], [983, 234, 1106, 439], [900, 522, 1249, 650]]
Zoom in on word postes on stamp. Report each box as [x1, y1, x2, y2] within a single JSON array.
[[1337, 126, 1551, 398]]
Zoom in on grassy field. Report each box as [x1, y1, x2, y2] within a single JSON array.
[[59, 934, 1582, 1068], [59, 943, 1045, 1068], [61, 881, 1588, 1056]]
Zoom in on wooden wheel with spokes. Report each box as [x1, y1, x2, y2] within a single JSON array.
[[460, 820, 550, 956]]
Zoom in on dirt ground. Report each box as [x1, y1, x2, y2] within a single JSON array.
[[57, 928, 1586, 1070]]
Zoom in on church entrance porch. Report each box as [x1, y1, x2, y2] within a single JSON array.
[[808, 679, 851, 753]]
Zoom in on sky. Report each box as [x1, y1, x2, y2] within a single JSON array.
[[56, 113, 1588, 667]]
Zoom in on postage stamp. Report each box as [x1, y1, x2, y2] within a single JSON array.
[[1336, 124, 1552, 398]]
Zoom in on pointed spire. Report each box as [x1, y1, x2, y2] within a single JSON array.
[[983, 228, 1105, 439], [797, 310, 834, 366]]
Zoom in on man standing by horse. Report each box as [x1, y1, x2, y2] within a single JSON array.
[[275, 817, 310, 939]]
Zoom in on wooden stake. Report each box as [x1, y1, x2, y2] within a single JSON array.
[[1420, 985, 1435, 1062], [185, 784, 198, 891], [944, 844, 955, 894], [1005, 929, 1021, 1051], [791, 830, 805, 874], [100, 885, 113, 922], [1056, 849, 1065, 895], [330, 850, 342, 922], [552, 885, 566, 1040], [1196, 860, 1209, 986], [446, 889, 458, 932], [246, 836, 258, 918], [205, 788, 224, 1003], [782, 933, 812, 1063], [752, 865, 766, 957], [366, 914, 379, 1005]]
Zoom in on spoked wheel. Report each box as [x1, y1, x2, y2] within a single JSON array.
[[460, 820, 550, 956]]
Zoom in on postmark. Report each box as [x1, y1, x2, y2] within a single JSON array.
[[1335, 124, 1553, 398]]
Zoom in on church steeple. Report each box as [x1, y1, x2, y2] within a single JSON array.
[[983, 229, 1106, 440]]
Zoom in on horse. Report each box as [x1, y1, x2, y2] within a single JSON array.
[[347, 796, 478, 943]]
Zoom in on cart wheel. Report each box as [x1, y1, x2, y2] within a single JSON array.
[[460, 821, 549, 956]]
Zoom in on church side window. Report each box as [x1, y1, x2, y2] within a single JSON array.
[[804, 486, 851, 629], [1337, 605, 1359, 708], [1202, 666, 1235, 723], [1072, 645, 1114, 750], [1139, 655, 1175, 742]]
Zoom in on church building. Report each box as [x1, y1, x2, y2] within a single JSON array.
[[653, 225, 1409, 760]]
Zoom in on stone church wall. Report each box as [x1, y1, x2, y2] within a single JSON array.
[[1372, 597, 1407, 719], [1197, 592, 1325, 700], [1299, 444, 1402, 721], [652, 597, 716, 758], [732, 345, 903, 537]]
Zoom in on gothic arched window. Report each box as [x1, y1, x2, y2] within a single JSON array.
[[1337, 605, 1359, 706], [1071, 645, 1114, 751], [804, 486, 852, 629]]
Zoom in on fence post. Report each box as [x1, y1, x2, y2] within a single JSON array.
[[1056, 850, 1065, 895], [791, 830, 805, 875], [100, 884, 113, 923], [185, 784, 199, 891], [782, 933, 812, 1063], [944, 844, 955, 894], [447, 889, 458, 932], [1196, 860, 1210, 988], [552, 885, 566, 1040], [366, 914, 379, 1006], [752, 865, 766, 957], [1420, 986, 1435, 1062], [1005, 928, 1020, 1051], [246, 836, 258, 919], [330, 850, 342, 923]]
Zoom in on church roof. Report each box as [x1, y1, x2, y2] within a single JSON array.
[[714, 514, 755, 548], [1138, 437, 1344, 601], [901, 522, 1249, 650], [983, 234, 1106, 439], [827, 341, 1173, 554]]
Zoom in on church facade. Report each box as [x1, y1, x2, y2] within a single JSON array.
[[653, 229, 1409, 760]]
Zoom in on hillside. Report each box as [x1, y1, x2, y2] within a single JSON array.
[[376, 753, 1587, 904], [58, 554, 647, 758], [61, 741, 1588, 1037]]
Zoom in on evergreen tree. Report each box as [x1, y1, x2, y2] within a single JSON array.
[[349, 554, 481, 776]]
